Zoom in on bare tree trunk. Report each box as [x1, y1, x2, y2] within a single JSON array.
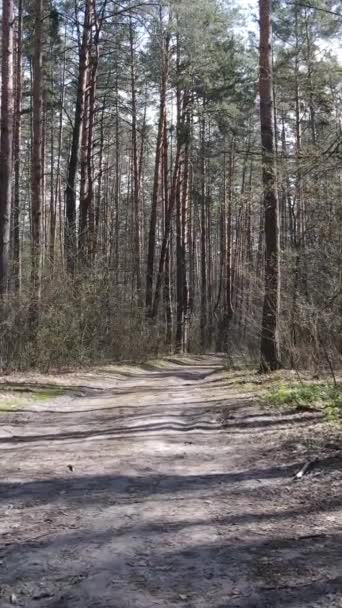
[[87, 0, 100, 262], [180, 109, 190, 350], [200, 111, 207, 350], [51, 30, 67, 266], [86, 73, 96, 263], [49, 72, 55, 268], [259, 0, 281, 371], [146, 18, 169, 313], [65, 0, 90, 273], [114, 74, 120, 283], [175, 162, 183, 352], [12, 0, 22, 291], [304, 10, 316, 146], [30, 0, 43, 326], [206, 123, 213, 347], [129, 18, 142, 302], [226, 143, 234, 325], [78, 69, 90, 258], [290, 7, 302, 367], [95, 94, 106, 256], [41, 87, 47, 271], [162, 113, 172, 344], [220, 141, 234, 352], [0, 0, 14, 295], [175, 36, 184, 352], [78, 0, 102, 264], [152, 142, 182, 319], [215, 147, 226, 350]]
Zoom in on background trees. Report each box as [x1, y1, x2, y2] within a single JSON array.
[[0, 0, 341, 370]]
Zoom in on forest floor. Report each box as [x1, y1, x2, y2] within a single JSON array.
[[0, 355, 342, 607]]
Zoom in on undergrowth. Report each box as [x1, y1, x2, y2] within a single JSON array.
[[264, 382, 342, 420]]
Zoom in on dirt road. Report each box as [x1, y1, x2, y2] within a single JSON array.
[[0, 356, 341, 607]]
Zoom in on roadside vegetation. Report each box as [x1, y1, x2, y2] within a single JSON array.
[[0, 385, 65, 413], [264, 381, 342, 422]]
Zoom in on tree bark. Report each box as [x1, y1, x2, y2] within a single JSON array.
[[65, 0, 91, 273], [50, 34, 66, 266], [152, 141, 182, 319], [114, 74, 120, 282], [179, 109, 190, 350], [129, 18, 142, 302], [162, 113, 172, 344], [30, 0, 43, 326], [146, 19, 169, 314], [12, 0, 22, 291], [86, 0, 100, 262], [0, 0, 15, 295], [200, 111, 207, 350], [259, 0, 281, 371]]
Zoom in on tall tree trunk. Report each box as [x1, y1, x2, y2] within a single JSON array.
[[180, 109, 190, 350], [41, 86, 47, 270], [215, 147, 227, 350], [78, 0, 102, 263], [221, 141, 234, 352], [86, 0, 100, 262], [30, 0, 43, 326], [78, 70, 90, 258], [49, 83, 55, 266], [162, 113, 172, 344], [289, 7, 302, 367], [12, 0, 22, 291], [65, 0, 90, 272], [259, 0, 281, 371], [145, 20, 169, 314], [95, 94, 106, 256], [152, 141, 182, 319], [304, 10, 316, 146], [175, 162, 183, 352], [200, 111, 207, 350], [114, 74, 120, 283], [129, 18, 142, 302], [50, 45, 65, 266], [175, 35, 184, 352], [0, 0, 14, 295]]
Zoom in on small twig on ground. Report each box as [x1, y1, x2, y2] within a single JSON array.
[[293, 456, 319, 481]]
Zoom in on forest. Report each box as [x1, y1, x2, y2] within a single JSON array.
[[1, 0, 341, 372]]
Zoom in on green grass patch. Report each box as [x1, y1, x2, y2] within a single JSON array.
[[29, 387, 65, 400], [264, 382, 342, 420], [0, 384, 65, 397], [0, 385, 65, 414]]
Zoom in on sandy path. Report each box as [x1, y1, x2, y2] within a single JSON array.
[[0, 356, 341, 607]]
